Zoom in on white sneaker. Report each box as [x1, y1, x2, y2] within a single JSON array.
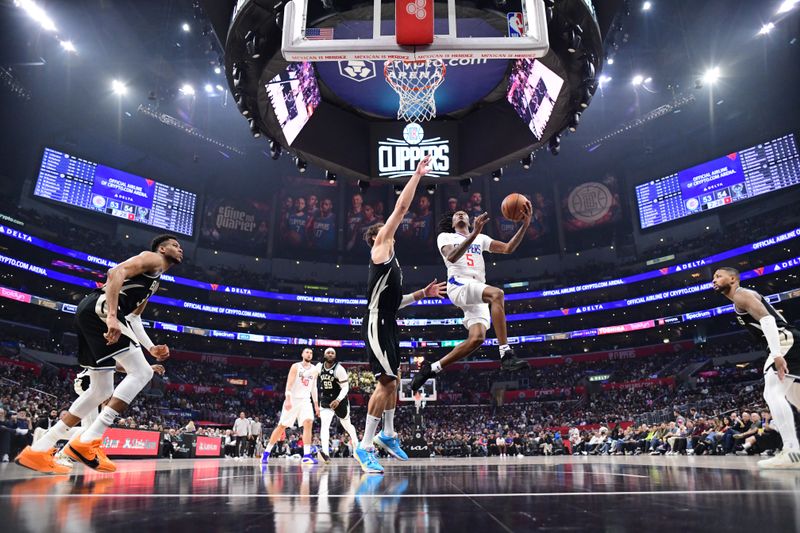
[[1, 454, 8, 463], [758, 450, 800, 469]]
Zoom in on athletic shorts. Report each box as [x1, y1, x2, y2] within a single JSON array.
[[763, 327, 800, 373], [75, 293, 139, 370], [447, 276, 490, 330], [362, 311, 400, 379], [278, 399, 314, 427], [322, 399, 350, 419]]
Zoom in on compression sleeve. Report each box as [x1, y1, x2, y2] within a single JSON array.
[[759, 315, 784, 357], [126, 313, 154, 350]]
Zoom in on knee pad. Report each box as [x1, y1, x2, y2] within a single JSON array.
[[69, 369, 115, 419], [113, 348, 154, 404]]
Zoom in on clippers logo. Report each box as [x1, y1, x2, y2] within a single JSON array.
[[338, 60, 376, 82], [405, 0, 428, 20], [377, 122, 450, 179]]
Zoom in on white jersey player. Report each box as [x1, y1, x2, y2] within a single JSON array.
[[411, 208, 531, 391], [314, 348, 360, 463], [262, 347, 321, 465]]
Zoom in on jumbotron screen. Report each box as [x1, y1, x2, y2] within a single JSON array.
[[636, 133, 800, 229], [33, 147, 197, 236]]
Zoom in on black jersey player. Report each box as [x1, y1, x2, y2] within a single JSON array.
[[355, 155, 446, 474], [15, 235, 180, 474], [314, 348, 360, 462], [713, 267, 800, 468]]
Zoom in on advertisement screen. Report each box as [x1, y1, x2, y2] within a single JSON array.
[[370, 121, 458, 180], [33, 148, 197, 235], [266, 62, 322, 145], [195, 436, 223, 457], [344, 183, 388, 261], [200, 196, 270, 255], [101, 427, 161, 457], [507, 59, 564, 140], [636, 133, 800, 229]]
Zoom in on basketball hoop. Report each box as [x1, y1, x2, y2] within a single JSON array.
[[384, 59, 446, 122]]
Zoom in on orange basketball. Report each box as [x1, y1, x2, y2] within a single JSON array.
[[501, 193, 527, 222]]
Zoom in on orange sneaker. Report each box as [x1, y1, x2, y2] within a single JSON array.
[[64, 437, 117, 473], [14, 446, 72, 475]]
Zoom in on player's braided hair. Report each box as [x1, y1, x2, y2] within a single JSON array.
[[438, 212, 455, 234]]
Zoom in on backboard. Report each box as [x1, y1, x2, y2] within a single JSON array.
[[399, 377, 437, 402], [281, 0, 549, 62]]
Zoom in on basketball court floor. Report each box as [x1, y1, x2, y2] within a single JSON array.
[[2, 456, 799, 532]]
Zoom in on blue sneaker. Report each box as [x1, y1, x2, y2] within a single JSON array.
[[354, 445, 384, 474], [373, 431, 409, 461], [261, 451, 270, 464], [301, 453, 318, 465]]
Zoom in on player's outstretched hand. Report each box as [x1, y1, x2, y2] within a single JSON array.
[[423, 279, 447, 299], [472, 212, 490, 234], [151, 364, 166, 376], [151, 345, 171, 361], [521, 199, 533, 224], [104, 317, 122, 345], [416, 155, 432, 177]]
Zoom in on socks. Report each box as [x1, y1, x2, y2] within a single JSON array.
[[304, 445, 311, 456], [499, 344, 511, 358], [265, 443, 274, 453], [31, 421, 72, 452], [80, 406, 119, 442], [383, 409, 396, 438], [360, 414, 381, 449], [431, 361, 443, 374]]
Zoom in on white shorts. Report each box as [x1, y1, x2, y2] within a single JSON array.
[[278, 399, 314, 427], [447, 278, 490, 330]]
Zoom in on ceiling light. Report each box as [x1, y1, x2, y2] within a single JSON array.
[[60, 40, 76, 53], [182, 22, 191, 32], [295, 157, 307, 172], [644, 77, 652, 83], [111, 79, 127, 95], [607, 57, 614, 65], [642, 1, 652, 11], [599, 75, 612, 87], [394, 184, 402, 196], [180, 84, 195, 95], [777, 0, 798, 14], [632, 74, 644, 86], [491, 169, 503, 182], [521, 153, 533, 169], [426, 184, 436, 195], [214, 66, 222, 75], [568, 111, 581, 132], [326, 171, 337, 184], [215, 84, 224, 91], [269, 139, 281, 159], [15, 0, 56, 32], [758, 22, 775, 35], [204, 83, 214, 94], [701, 67, 721, 85]]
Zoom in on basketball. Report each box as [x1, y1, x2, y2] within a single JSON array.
[[501, 193, 527, 222]]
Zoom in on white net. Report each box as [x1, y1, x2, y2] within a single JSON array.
[[384, 59, 446, 122]]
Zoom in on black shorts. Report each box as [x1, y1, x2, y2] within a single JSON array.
[[764, 327, 800, 373], [322, 398, 351, 419], [362, 311, 400, 379], [75, 294, 139, 370]]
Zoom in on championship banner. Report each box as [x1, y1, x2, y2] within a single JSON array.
[[200, 196, 270, 254], [561, 175, 622, 231], [101, 428, 161, 457]]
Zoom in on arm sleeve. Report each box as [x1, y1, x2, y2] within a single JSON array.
[[125, 313, 154, 350], [399, 293, 416, 309], [759, 315, 784, 357], [335, 366, 349, 402], [311, 378, 319, 405]]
